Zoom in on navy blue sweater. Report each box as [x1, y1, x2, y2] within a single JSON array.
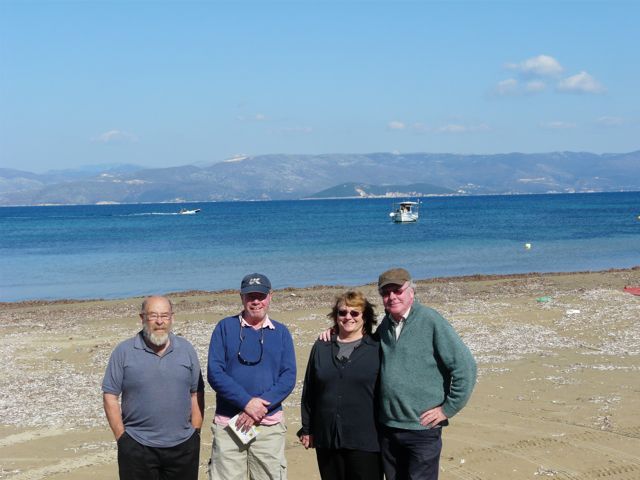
[[207, 315, 296, 417]]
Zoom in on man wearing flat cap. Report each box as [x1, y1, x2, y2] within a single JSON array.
[[377, 267, 477, 480], [207, 273, 296, 480]]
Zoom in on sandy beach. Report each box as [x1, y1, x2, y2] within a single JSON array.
[[1, 268, 639, 480]]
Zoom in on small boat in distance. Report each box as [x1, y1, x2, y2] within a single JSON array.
[[389, 201, 419, 223], [178, 208, 201, 215]]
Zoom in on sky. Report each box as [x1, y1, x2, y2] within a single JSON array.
[[1, 0, 638, 172]]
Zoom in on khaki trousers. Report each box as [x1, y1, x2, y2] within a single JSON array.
[[208, 422, 287, 480]]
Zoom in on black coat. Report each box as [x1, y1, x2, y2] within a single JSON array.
[[299, 334, 380, 452]]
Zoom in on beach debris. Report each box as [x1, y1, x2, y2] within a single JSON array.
[[545, 375, 577, 385], [565, 309, 581, 315], [0, 468, 22, 476], [623, 285, 640, 296], [596, 415, 614, 430], [534, 466, 558, 476], [536, 296, 552, 303]]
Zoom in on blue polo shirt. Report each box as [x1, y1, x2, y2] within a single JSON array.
[[102, 332, 203, 448]]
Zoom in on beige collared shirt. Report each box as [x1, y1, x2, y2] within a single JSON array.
[[391, 307, 412, 340]]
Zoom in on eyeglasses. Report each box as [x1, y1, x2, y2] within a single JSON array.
[[380, 283, 409, 298], [238, 324, 264, 366], [144, 313, 173, 321], [338, 309, 361, 318]]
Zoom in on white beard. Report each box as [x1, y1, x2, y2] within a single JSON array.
[[143, 325, 170, 347]]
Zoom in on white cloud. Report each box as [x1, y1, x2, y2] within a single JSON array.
[[237, 113, 268, 122], [506, 54, 564, 77], [411, 123, 431, 133], [596, 116, 625, 126], [557, 71, 606, 94], [437, 123, 490, 134], [493, 78, 547, 96], [540, 121, 577, 130], [93, 130, 138, 143], [497, 55, 606, 98], [494, 78, 519, 96], [438, 124, 467, 133], [388, 121, 406, 130], [525, 80, 546, 93], [395, 122, 490, 134], [392, 121, 489, 134]]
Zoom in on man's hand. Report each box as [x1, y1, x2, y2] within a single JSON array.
[[299, 434, 314, 449], [103, 393, 126, 441], [235, 412, 258, 433], [318, 328, 333, 342], [419, 405, 447, 428], [244, 397, 270, 422]]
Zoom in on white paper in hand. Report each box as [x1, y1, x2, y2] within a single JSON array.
[[227, 413, 259, 444]]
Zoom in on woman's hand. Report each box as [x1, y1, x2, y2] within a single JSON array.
[[299, 434, 314, 449]]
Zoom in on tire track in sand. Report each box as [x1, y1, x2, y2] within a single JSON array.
[[3, 451, 114, 480], [0, 429, 67, 448]]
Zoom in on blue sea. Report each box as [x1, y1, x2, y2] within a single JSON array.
[[1, 192, 639, 302]]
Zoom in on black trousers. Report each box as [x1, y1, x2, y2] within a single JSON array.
[[380, 426, 442, 480], [315, 448, 383, 480], [117, 431, 200, 480]]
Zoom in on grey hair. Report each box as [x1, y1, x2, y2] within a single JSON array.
[[140, 296, 174, 314]]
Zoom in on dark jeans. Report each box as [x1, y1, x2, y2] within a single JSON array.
[[117, 431, 200, 480], [380, 426, 442, 480], [316, 448, 383, 480]]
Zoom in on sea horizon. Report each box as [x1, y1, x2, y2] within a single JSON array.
[[1, 191, 639, 303], [1, 188, 639, 209]]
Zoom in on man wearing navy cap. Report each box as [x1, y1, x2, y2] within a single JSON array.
[[207, 273, 296, 480]]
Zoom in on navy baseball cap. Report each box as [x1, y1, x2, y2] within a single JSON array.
[[240, 273, 272, 295]]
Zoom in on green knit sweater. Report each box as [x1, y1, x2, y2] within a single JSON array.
[[378, 301, 477, 430]]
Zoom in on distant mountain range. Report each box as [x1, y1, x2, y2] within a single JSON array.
[[308, 182, 455, 198], [1, 151, 639, 205]]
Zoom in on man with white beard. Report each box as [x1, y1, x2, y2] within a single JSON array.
[[102, 295, 205, 480]]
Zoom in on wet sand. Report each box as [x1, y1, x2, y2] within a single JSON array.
[[1, 268, 639, 479]]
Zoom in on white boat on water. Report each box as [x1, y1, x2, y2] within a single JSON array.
[[389, 201, 419, 223], [178, 208, 201, 215]]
